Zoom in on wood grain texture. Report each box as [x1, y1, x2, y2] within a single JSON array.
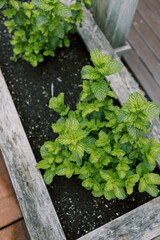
[[0, 220, 30, 240], [92, 0, 138, 48], [137, 0, 160, 40], [0, 71, 66, 240], [152, 236, 160, 240], [77, 196, 160, 240], [128, 27, 160, 87], [132, 11, 160, 61], [144, 0, 160, 20], [123, 49, 160, 105], [0, 151, 22, 228]]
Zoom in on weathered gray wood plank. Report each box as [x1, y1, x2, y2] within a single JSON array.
[[0, 70, 66, 240], [77, 196, 160, 240], [92, 0, 138, 48]]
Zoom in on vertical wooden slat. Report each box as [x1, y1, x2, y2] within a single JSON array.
[[92, 0, 138, 48]]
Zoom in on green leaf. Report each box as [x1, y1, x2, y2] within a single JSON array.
[[102, 155, 111, 166], [114, 185, 126, 200], [83, 0, 93, 8], [91, 80, 108, 101], [136, 163, 149, 177], [104, 190, 116, 200], [44, 141, 61, 154], [4, 20, 16, 33], [54, 2, 72, 18], [96, 130, 110, 147], [125, 174, 139, 194], [111, 143, 125, 158], [107, 90, 117, 99], [117, 171, 126, 179], [105, 60, 123, 75], [100, 170, 114, 181], [127, 174, 140, 184], [144, 173, 160, 185], [58, 130, 86, 146], [55, 156, 63, 163], [14, 11, 26, 26], [49, 36, 59, 50], [3, 8, 16, 18], [145, 102, 160, 119], [65, 168, 74, 178], [49, 93, 69, 116], [90, 149, 104, 164], [36, 160, 51, 169], [58, 133, 72, 145], [9, 0, 20, 10], [90, 49, 107, 67], [52, 122, 65, 133], [81, 65, 101, 80], [36, 15, 49, 27], [33, 0, 54, 11], [128, 92, 147, 112], [116, 163, 130, 172], [145, 184, 158, 197], [92, 190, 103, 197], [66, 118, 79, 131], [103, 144, 111, 154], [72, 151, 82, 166], [129, 150, 138, 159], [0, 0, 7, 8], [127, 126, 143, 141], [78, 101, 103, 118], [56, 164, 67, 176], [40, 145, 54, 161], [79, 165, 91, 179], [43, 169, 55, 184], [82, 178, 94, 189], [54, 24, 65, 39], [70, 3, 82, 10], [22, 2, 34, 10], [138, 178, 147, 192]]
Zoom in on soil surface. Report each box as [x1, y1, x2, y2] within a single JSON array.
[[0, 15, 159, 240]]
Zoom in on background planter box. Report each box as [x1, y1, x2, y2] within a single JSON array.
[[0, 4, 160, 240]]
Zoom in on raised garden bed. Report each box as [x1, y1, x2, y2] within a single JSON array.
[[0, 3, 160, 240]]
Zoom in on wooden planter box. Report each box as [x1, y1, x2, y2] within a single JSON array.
[[0, 5, 160, 240]]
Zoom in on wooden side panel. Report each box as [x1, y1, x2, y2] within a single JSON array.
[[0, 151, 22, 228], [92, 0, 138, 48], [0, 71, 66, 240], [77, 196, 160, 240], [0, 220, 30, 240]]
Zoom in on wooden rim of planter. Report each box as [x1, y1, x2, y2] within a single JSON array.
[[0, 3, 160, 240]]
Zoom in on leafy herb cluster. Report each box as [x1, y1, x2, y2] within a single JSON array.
[[0, 0, 92, 66], [36, 49, 160, 200]]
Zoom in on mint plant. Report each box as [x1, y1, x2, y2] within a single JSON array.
[[36, 49, 160, 200], [0, 0, 92, 67]]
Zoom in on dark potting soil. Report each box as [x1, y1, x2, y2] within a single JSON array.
[[0, 17, 159, 240]]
